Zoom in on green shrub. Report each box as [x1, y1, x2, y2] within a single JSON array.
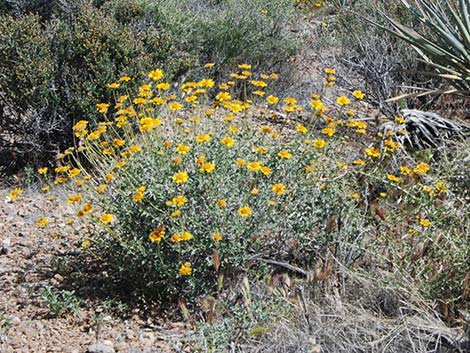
[[28, 67, 378, 301], [1, 0, 303, 173], [0, 1, 194, 173]]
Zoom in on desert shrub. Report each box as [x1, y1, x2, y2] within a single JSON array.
[[115, 0, 302, 87], [15, 64, 461, 306], [1, 0, 303, 173], [0, 1, 194, 173], [27, 67, 372, 300]]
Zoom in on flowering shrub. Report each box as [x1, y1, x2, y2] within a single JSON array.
[[18, 64, 468, 307]]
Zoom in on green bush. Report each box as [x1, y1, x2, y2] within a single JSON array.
[[31, 67, 378, 301], [0, 1, 194, 173], [0, 0, 302, 173]]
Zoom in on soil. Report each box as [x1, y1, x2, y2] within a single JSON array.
[[0, 189, 190, 353]]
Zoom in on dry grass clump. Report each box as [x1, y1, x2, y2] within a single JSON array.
[[251, 274, 467, 353]]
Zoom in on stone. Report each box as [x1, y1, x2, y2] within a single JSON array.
[[87, 342, 115, 353]]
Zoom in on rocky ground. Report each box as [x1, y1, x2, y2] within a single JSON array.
[[0, 189, 190, 353]]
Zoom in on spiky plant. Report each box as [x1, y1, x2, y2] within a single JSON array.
[[374, 0, 470, 100]]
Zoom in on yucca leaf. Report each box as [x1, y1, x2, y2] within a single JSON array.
[[385, 88, 467, 102]]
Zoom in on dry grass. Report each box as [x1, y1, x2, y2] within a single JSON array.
[[250, 273, 467, 353]]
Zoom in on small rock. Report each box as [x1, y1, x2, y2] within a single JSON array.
[[140, 332, 154, 342], [113, 342, 128, 353], [53, 274, 64, 282], [87, 343, 115, 353], [10, 316, 21, 326]]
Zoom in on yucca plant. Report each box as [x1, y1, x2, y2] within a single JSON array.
[[374, 0, 470, 100]]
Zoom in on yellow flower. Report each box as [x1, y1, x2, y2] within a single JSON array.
[[305, 165, 314, 173], [172, 195, 188, 207], [228, 126, 241, 134], [185, 95, 198, 103], [148, 69, 164, 81], [204, 62, 215, 68], [235, 158, 246, 167], [272, 183, 286, 195], [54, 177, 67, 185], [133, 191, 144, 202], [283, 97, 297, 105], [129, 145, 142, 153], [81, 239, 91, 248], [260, 126, 271, 133], [253, 146, 269, 154], [212, 232, 222, 241], [296, 124, 308, 133], [55, 165, 70, 173], [194, 134, 210, 143], [266, 95, 279, 105], [196, 155, 206, 166], [237, 205, 253, 217], [157, 82, 170, 91], [100, 214, 113, 224], [221, 137, 235, 147], [179, 262, 192, 276], [247, 161, 262, 171], [176, 144, 191, 155], [435, 180, 447, 193], [387, 174, 401, 183], [180, 231, 192, 241], [172, 171, 189, 184], [336, 96, 351, 106], [139, 117, 161, 132], [107, 82, 120, 89], [67, 194, 82, 204], [422, 186, 436, 196], [395, 116, 407, 124], [198, 78, 215, 88], [277, 150, 292, 159], [119, 76, 131, 82], [321, 126, 335, 137], [96, 184, 107, 194], [113, 138, 125, 147], [413, 162, 430, 177], [37, 217, 48, 227], [149, 226, 165, 242], [150, 96, 165, 105], [96, 103, 110, 113], [216, 91, 232, 101], [171, 232, 192, 242], [168, 102, 183, 111], [82, 203, 93, 214], [238, 63, 251, 70], [353, 159, 365, 166], [313, 139, 326, 149], [352, 90, 365, 99], [365, 146, 381, 158], [217, 199, 227, 208], [310, 99, 325, 112], [171, 209, 181, 218], [419, 219, 431, 228], [400, 166, 412, 175], [260, 166, 272, 176], [199, 162, 216, 173], [325, 67, 336, 75], [105, 173, 114, 183], [250, 187, 260, 196], [38, 167, 48, 175]]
